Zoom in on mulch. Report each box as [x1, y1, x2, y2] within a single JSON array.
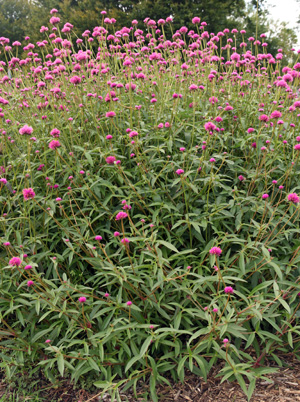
[[2, 355, 300, 401]]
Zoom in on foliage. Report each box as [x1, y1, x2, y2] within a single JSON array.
[[1, 10, 300, 401]]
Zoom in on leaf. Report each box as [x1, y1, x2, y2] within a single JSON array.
[[87, 357, 100, 372], [157, 240, 179, 253], [57, 353, 64, 376], [150, 374, 158, 402], [139, 336, 152, 358]]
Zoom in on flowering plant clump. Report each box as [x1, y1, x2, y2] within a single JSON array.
[[1, 11, 300, 402]]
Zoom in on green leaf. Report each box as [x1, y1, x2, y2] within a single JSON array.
[[57, 353, 64, 377], [157, 240, 179, 253]]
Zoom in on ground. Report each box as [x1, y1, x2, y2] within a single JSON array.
[[2, 354, 300, 401]]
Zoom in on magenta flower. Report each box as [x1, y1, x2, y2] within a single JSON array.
[[69, 75, 81, 85], [78, 296, 86, 303], [116, 211, 128, 221], [209, 247, 222, 256], [50, 128, 60, 137], [23, 188, 35, 200], [49, 140, 61, 150], [24, 265, 32, 270], [95, 235, 102, 241], [106, 111, 116, 118], [121, 238, 130, 244], [106, 156, 116, 164], [45, 339, 51, 343], [238, 175, 245, 181], [287, 193, 300, 204], [176, 169, 184, 175], [114, 231, 120, 237], [262, 194, 269, 200], [27, 280, 34, 287], [294, 144, 300, 151], [19, 124, 33, 135], [126, 301, 132, 306], [223, 338, 229, 344], [224, 286, 234, 294], [204, 122, 217, 132], [9, 257, 22, 267]]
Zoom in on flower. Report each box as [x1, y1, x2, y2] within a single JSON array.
[[116, 211, 128, 220], [287, 193, 300, 204], [176, 169, 184, 175], [50, 128, 60, 137], [114, 231, 120, 236], [45, 339, 51, 343], [78, 296, 86, 303], [121, 238, 130, 244], [209, 247, 222, 256], [106, 111, 116, 118], [19, 125, 33, 135], [69, 75, 81, 85], [24, 265, 32, 270], [49, 140, 61, 150], [27, 280, 34, 287], [9, 257, 22, 267], [95, 235, 102, 241], [224, 286, 234, 294], [106, 156, 116, 164], [223, 338, 229, 344], [294, 144, 300, 151], [126, 301, 132, 306], [23, 188, 35, 200], [262, 194, 269, 199]]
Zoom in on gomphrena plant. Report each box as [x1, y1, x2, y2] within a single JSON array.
[[1, 10, 300, 401]]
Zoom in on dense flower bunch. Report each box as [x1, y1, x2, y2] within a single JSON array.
[[1, 10, 300, 400]]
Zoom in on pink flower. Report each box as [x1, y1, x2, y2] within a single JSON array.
[[224, 286, 234, 294], [104, 293, 110, 297], [27, 280, 34, 287], [23, 188, 35, 200], [78, 296, 86, 303], [106, 111, 116, 118], [45, 339, 51, 343], [24, 265, 32, 270], [69, 75, 81, 85], [223, 338, 229, 344], [176, 169, 184, 175], [114, 231, 120, 236], [49, 140, 61, 150], [9, 257, 22, 267], [50, 128, 60, 137], [270, 110, 282, 119], [19, 125, 33, 135], [287, 193, 300, 204], [106, 156, 116, 164], [192, 17, 201, 24], [95, 235, 102, 241], [126, 301, 132, 306], [262, 194, 269, 199], [294, 144, 300, 151], [213, 308, 218, 312], [238, 175, 245, 181], [209, 247, 222, 256], [116, 211, 128, 220], [204, 122, 217, 132]]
